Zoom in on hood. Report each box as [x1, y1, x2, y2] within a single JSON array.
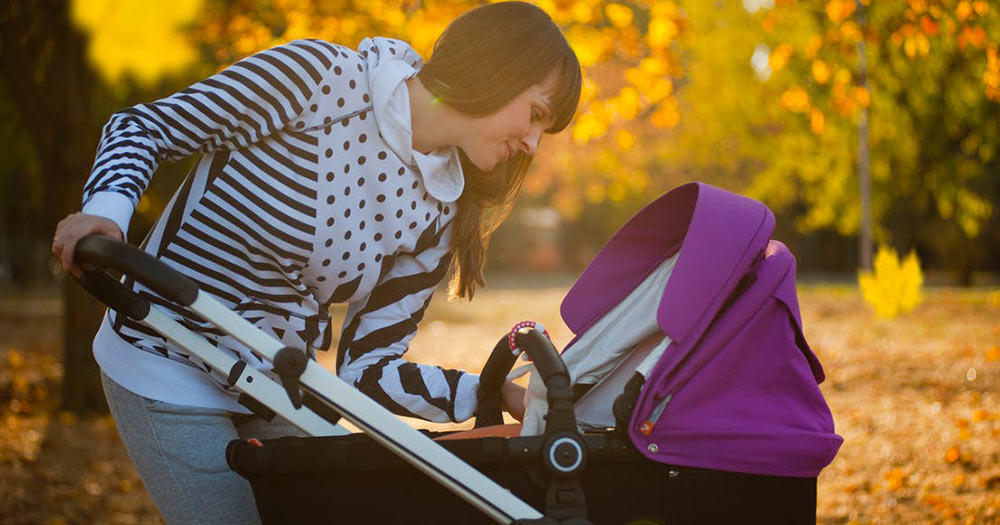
[[361, 37, 464, 203]]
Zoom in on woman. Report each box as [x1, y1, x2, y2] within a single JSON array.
[[51, 2, 581, 523]]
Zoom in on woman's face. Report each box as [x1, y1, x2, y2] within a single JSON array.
[[459, 76, 558, 171]]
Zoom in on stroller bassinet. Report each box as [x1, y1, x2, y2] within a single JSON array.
[[76, 182, 842, 524]]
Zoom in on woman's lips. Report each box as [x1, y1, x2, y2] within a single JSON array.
[[503, 142, 514, 162]]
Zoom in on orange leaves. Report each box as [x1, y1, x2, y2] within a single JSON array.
[[810, 108, 826, 134], [945, 446, 961, 463], [884, 468, 907, 491], [904, 33, 932, 58], [987, 49, 1000, 101], [780, 86, 811, 113], [955, 0, 987, 21], [958, 25, 987, 50], [769, 43, 794, 72], [826, 0, 857, 24], [812, 59, 831, 84], [920, 15, 940, 36]]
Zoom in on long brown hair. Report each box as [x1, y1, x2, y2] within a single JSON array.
[[417, 1, 581, 299]]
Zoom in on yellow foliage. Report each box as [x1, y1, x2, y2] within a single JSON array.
[[854, 86, 871, 108], [812, 59, 831, 84], [956, 1, 973, 20], [805, 35, 824, 58], [649, 101, 680, 128], [565, 25, 605, 67], [810, 107, 825, 134], [615, 129, 635, 151], [858, 246, 924, 319], [572, 112, 607, 144], [571, 1, 595, 24], [780, 86, 811, 113], [604, 3, 634, 28], [72, 0, 202, 86], [826, 0, 857, 24], [834, 68, 853, 85], [647, 16, 679, 49], [905, 34, 931, 57], [770, 43, 794, 72], [614, 87, 640, 119], [839, 21, 861, 41]]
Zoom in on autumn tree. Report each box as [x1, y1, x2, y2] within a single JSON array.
[[752, 0, 1000, 279]]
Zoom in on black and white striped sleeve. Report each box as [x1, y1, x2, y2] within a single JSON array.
[[336, 224, 480, 423], [81, 39, 337, 235]]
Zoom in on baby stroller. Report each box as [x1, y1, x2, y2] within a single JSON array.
[[75, 182, 842, 524]]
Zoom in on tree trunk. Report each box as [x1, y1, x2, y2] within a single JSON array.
[[1, 0, 108, 413], [856, 0, 873, 271]]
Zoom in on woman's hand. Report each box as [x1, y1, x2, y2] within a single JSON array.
[[500, 380, 527, 422], [51, 213, 123, 277]]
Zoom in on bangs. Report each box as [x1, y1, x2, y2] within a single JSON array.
[[545, 53, 582, 134]]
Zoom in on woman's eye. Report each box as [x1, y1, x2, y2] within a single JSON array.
[[531, 109, 542, 121]]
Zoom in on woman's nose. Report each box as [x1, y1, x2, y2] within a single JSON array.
[[519, 127, 542, 155]]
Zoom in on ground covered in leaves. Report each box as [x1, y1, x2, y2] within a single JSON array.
[[1, 279, 998, 524]]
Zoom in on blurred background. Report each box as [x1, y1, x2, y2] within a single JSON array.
[[1, 0, 998, 523]]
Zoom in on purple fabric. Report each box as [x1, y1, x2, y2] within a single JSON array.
[[560, 182, 842, 477]]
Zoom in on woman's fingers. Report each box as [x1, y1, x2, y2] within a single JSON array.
[[52, 213, 124, 273], [500, 381, 527, 422]]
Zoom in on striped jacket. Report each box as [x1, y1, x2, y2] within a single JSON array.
[[83, 38, 480, 423]]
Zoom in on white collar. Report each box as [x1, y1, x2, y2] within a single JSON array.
[[363, 37, 465, 203]]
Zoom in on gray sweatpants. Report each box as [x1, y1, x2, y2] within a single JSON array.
[[101, 372, 306, 525]]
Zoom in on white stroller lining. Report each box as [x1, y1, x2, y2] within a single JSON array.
[[517, 252, 678, 436]]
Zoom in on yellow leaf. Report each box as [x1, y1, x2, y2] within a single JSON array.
[[854, 86, 871, 108], [810, 108, 825, 134], [812, 60, 831, 84], [956, 1, 973, 20], [604, 4, 634, 28], [650, 102, 680, 128], [615, 130, 635, 151], [72, 0, 202, 85], [572, 112, 607, 143], [770, 43, 793, 72], [614, 87, 640, 120], [858, 246, 924, 318], [647, 17, 678, 49], [826, 0, 856, 24], [780, 86, 811, 113]]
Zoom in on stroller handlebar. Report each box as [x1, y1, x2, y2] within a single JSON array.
[[74, 235, 200, 307], [476, 328, 578, 436]]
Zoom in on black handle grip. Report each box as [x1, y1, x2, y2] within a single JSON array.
[[474, 336, 520, 428], [74, 235, 199, 306], [77, 267, 151, 320], [515, 328, 576, 434], [474, 328, 579, 434], [514, 329, 569, 387]]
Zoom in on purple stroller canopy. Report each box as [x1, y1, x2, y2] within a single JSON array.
[[560, 182, 843, 477]]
